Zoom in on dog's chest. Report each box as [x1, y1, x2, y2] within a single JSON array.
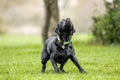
[[55, 49, 69, 63]]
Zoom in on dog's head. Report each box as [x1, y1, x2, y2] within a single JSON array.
[[55, 18, 75, 42]]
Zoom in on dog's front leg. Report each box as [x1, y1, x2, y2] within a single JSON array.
[[70, 55, 86, 73], [50, 54, 59, 73], [60, 63, 66, 72]]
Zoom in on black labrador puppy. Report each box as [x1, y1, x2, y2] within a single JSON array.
[[41, 18, 86, 73]]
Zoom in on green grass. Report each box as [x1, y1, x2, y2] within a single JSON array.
[[0, 34, 120, 80]]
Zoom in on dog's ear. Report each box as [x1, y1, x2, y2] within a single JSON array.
[[55, 24, 60, 35], [72, 25, 76, 34]]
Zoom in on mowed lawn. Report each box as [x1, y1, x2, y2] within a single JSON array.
[[0, 34, 120, 80]]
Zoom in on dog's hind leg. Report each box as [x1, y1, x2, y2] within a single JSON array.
[[41, 48, 50, 72], [41, 61, 47, 72]]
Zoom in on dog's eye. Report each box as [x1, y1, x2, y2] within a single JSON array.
[[66, 27, 70, 31]]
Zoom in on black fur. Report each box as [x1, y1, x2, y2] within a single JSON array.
[[41, 18, 86, 73]]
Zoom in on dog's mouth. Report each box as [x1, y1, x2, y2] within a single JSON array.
[[60, 27, 72, 42], [60, 34, 72, 42]]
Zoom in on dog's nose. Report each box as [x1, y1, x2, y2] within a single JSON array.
[[66, 18, 70, 21], [66, 18, 71, 26]]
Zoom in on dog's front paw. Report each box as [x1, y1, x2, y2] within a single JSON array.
[[60, 69, 66, 73], [81, 70, 87, 74], [41, 66, 46, 73]]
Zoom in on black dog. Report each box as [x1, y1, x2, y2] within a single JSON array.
[[41, 18, 86, 73]]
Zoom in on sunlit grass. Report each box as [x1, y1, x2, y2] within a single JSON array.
[[0, 34, 120, 80]]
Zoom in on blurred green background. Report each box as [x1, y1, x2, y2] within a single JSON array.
[[0, 0, 120, 80]]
